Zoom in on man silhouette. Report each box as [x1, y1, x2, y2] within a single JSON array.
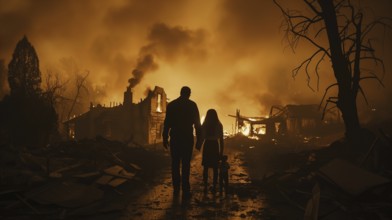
[[163, 86, 201, 197]]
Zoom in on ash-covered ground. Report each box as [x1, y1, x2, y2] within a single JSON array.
[[1, 124, 391, 220]]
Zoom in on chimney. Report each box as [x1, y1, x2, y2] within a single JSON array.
[[123, 87, 133, 106]]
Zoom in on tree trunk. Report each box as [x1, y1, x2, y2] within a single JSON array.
[[338, 90, 361, 139], [318, 0, 361, 139]]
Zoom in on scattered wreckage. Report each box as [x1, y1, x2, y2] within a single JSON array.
[[0, 137, 169, 219]]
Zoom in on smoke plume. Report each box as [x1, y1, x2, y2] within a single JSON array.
[[128, 22, 206, 88], [128, 54, 158, 88]]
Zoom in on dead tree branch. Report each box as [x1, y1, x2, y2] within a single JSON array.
[[319, 83, 338, 110], [275, 0, 391, 126], [67, 71, 89, 120], [43, 70, 70, 106]]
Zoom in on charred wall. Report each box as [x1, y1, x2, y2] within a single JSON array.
[[65, 86, 167, 145]]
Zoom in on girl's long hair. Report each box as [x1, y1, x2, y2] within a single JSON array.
[[202, 109, 222, 136]]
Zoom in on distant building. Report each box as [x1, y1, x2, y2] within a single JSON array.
[[274, 104, 321, 135], [64, 86, 167, 145], [232, 104, 341, 138]]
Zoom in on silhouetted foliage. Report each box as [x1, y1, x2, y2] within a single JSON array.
[[8, 36, 42, 97], [0, 36, 58, 147]]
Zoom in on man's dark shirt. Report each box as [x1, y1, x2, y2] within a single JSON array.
[[163, 96, 201, 147]]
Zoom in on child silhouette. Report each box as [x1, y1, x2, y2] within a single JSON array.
[[219, 155, 230, 194]]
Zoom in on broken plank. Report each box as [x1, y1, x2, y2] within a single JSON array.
[[304, 183, 320, 220], [104, 165, 123, 175], [108, 178, 128, 187], [104, 171, 135, 180], [52, 162, 84, 174], [103, 165, 135, 180], [129, 163, 142, 171], [74, 171, 100, 178], [318, 159, 391, 196], [96, 175, 114, 185]]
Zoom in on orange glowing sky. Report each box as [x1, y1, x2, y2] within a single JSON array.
[[1, 0, 392, 131]]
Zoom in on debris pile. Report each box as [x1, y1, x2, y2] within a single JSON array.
[[0, 136, 169, 219], [228, 128, 392, 219]]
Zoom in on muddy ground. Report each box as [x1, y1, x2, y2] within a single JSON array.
[[118, 131, 392, 220], [116, 135, 331, 220], [120, 144, 270, 220]]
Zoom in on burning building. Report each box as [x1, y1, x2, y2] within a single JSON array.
[[64, 86, 167, 145], [269, 104, 322, 135], [231, 104, 341, 138]]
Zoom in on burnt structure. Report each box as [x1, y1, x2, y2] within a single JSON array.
[[231, 104, 340, 138], [64, 86, 167, 145], [269, 104, 322, 135]]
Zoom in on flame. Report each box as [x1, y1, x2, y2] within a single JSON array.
[[156, 94, 162, 112], [240, 122, 251, 136], [69, 126, 75, 139], [253, 124, 266, 135], [257, 128, 266, 135]]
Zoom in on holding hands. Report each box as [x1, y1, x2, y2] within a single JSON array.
[[163, 139, 169, 150]]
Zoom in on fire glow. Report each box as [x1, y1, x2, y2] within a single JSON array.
[[240, 122, 251, 136], [156, 94, 162, 112]]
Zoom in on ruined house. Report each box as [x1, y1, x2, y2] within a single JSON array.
[[233, 104, 340, 138], [64, 86, 167, 145], [271, 104, 322, 135]]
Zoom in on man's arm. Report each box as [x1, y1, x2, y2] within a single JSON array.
[[193, 102, 202, 150], [219, 123, 224, 157], [162, 104, 171, 149]]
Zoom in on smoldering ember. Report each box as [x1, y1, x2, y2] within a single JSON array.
[[0, 1, 392, 220]]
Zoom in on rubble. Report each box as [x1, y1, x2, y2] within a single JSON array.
[[2, 122, 391, 219], [229, 127, 392, 220], [27, 181, 104, 208], [318, 159, 390, 196], [0, 136, 170, 219], [304, 184, 320, 220]]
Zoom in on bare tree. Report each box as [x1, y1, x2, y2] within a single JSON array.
[[42, 70, 70, 106], [42, 70, 74, 128], [67, 71, 89, 120], [274, 0, 391, 139]]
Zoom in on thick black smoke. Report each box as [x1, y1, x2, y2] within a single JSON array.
[[128, 54, 158, 88], [128, 23, 206, 88]]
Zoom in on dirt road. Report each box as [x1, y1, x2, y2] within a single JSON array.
[[120, 146, 271, 220]]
